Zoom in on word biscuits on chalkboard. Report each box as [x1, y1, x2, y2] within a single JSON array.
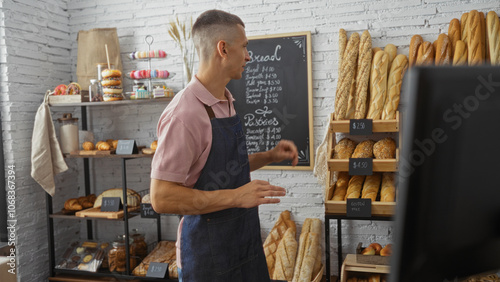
[[227, 32, 313, 170]]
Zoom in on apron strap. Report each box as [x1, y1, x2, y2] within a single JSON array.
[[203, 104, 216, 119]]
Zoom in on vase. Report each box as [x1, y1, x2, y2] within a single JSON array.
[[182, 48, 193, 88]]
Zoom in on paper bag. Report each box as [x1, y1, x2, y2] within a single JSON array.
[[76, 28, 123, 91]]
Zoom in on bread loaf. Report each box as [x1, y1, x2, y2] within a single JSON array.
[[333, 138, 356, 159], [409, 34, 423, 66], [467, 10, 483, 65], [354, 30, 372, 119], [416, 41, 435, 65], [380, 173, 396, 202], [301, 218, 322, 236], [373, 137, 397, 159], [93, 188, 141, 208], [345, 175, 366, 199], [361, 172, 382, 201], [486, 11, 500, 65], [372, 47, 382, 57], [339, 28, 348, 68], [452, 40, 468, 66], [352, 139, 375, 158], [273, 228, 298, 281], [461, 12, 470, 46], [435, 33, 452, 65], [335, 32, 360, 120], [366, 51, 389, 120], [448, 18, 461, 55], [293, 232, 319, 282], [381, 54, 408, 120], [264, 210, 296, 276], [479, 12, 486, 62], [82, 141, 94, 151], [384, 44, 397, 73], [345, 73, 357, 119], [132, 241, 177, 277], [332, 172, 350, 201]]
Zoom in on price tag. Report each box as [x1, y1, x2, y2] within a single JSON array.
[[100, 197, 122, 212], [146, 262, 169, 278], [346, 198, 372, 218], [141, 203, 159, 218], [116, 140, 138, 155], [350, 119, 373, 135], [349, 158, 373, 175]]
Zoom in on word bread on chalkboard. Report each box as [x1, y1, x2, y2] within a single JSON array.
[[227, 32, 313, 170]]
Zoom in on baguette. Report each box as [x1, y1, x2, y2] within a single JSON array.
[[293, 232, 309, 282], [361, 172, 382, 201], [345, 175, 366, 199], [335, 32, 360, 120], [332, 172, 350, 201], [354, 30, 372, 119], [273, 228, 298, 281], [461, 12, 469, 47], [380, 172, 396, 202], [381, 54, 408, 120], [296, 232, 320, 282], [352, 139, 375, 158], [409, 34, 423, 66], [301, 218, 321, 236], [448, 18, 461, 55], [467, 10, 483, 65], [339, 28, 348, 69], [384, 44, 397, 73], [263, 210, 296, 276], [366, 51, 389, 120], [345, 71, 357, 119], [452, 40, 468, 66], [486, 11, 500, 65], [416, 41, 435, 65], [479, 12, 486, 62], [372, 47, 382, 57], [435, 33, 452, 65], [333, 138, 356, 159]]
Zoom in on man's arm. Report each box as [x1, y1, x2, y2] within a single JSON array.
[[150, 178, 286, 215], [248, 139, 299, 171]]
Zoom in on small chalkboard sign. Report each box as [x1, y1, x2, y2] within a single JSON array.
[[349, 158, 373, 175], [347, 198, 372, 218], [100, 197, 122, 212], [350, 119, 373, 135], [141, 203, 159, 218], [146, 262, 169, 278], [116, 140, 138, 155]]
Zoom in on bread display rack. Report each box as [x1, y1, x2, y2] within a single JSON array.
[[324, 112, 400, 281], [46, 100, 178, 281]]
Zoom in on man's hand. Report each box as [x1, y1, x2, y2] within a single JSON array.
[[234, 180, 286, 208], [269, 139, 299, 166]]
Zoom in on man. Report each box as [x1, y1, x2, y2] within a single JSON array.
[[150, 9, 298, 282]]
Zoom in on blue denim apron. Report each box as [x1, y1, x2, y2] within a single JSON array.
[[180, 105, 270, 282]]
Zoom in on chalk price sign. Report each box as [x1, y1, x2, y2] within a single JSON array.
[[146, 262, 168, 278], [347, 198, 372, 218], [141, 203, 159, 218], [100, 197, 122, 212], [350, 119, 373, 135], [349, 158, 373, 175]]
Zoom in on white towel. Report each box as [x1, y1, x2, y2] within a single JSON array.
[[313, 116, 331, 188], [31, 91, 68, 196]]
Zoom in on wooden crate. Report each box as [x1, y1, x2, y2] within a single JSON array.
[[340, 254, 390, 282], [324, 200, 395, 216], [48, 94, 83, 104], [329, 112, 400, 133]]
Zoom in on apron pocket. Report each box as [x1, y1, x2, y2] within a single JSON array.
[[207, 208, 260, 275]]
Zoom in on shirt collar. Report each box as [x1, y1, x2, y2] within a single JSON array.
[[191, 75, 235, 107]]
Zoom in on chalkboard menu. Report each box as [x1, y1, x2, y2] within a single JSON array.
[[227, 31, 313, 170]]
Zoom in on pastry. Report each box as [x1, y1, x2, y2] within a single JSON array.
[[448, 18, 461, 55], [352, 139, 375, 158], [64, 198, 83, 211], [150, 140, 158, 150], [380, 244, 392, 257], [452, 40, 468, 66], [467, 10, 483, 65], [362, 246, 375, 255], [381, 54, 408, 120], [345, 175, 366, 199], [367, 51, 388, 120], [416, 41, 435, 65], [332, 172, 350, 201], [368, 243, 383, 255], [132, 241, 177, 277], [93, 188, 141, 208], [333, 138, 356, 159], [82, 141, 94, 151], [264, 210, 296, 277], [435, 33, 452, 65], [361, 172, 382, 201], [354, 30, 372, 119], [335, 32, 360, 120], [486, 11, 500, 65], [82, 254, 93, 263], [66, 82, 81, 95], [97, 141, 111, 151], [380, 173, 396, 202], [409, 35, 423, 66], [101, 69, 123, 101], [373, 137, 396, 159]]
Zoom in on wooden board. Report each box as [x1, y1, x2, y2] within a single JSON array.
[[70, 150, 116, 156], [75, 206, 140, 219], [329, 111, 400, 133], [325, 200, 395, 216], [340, 254, 390, 282]]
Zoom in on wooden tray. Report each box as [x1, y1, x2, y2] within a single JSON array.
[[75, 206, 140, 219], [325, 200, 395, 216], [329, 111, 400, 133], [70, 150, 116, 156]]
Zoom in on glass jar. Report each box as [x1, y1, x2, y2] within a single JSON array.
[[97, 63, 114, 81], [108, 235, 136, 273], [131, 229, 148, 262], [57, 113, 79, 154], [89, 79, 103, 102]]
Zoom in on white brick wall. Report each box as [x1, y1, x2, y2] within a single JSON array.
[[2, 0, 500, 280]]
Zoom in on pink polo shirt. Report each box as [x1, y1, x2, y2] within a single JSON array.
[[151, 76, 236, 268]]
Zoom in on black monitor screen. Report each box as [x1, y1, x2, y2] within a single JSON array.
[[391, 66, 500, 282]]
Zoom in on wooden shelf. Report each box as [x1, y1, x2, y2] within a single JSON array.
[[50, 210, 140, 221], [49, 97, 172, 107], [329, 112, 400, 133], [65, 153, 153, 159], [327, 158, 398, 172], [325, 201, 396, 216]]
